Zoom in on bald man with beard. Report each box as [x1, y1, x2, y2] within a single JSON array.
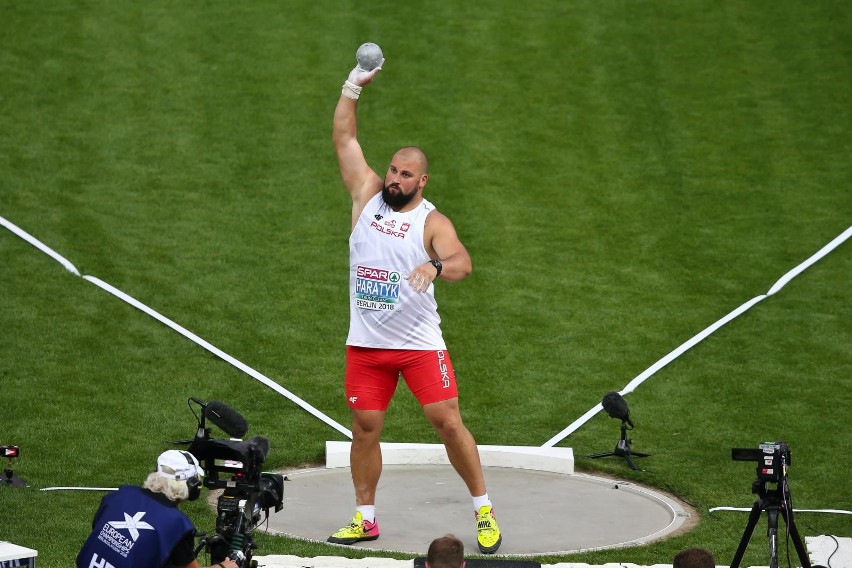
[[325, 54, 502, 555]]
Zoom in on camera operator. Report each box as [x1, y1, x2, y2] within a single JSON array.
[[76, 450, 238, 568]]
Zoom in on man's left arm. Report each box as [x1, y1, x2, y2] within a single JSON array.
[[407, 211, 472, 292]]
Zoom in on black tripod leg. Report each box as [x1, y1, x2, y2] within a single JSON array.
[[781, 507, 811, 568], [767, 507, 780, 568], [730, 501, 763, 568], [585, 452, 617, 459]]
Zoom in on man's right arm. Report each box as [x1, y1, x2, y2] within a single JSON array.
[[333, 61, 385, 227], [334, 96, 379, 198]]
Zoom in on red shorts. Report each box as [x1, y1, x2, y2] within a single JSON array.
[[345, 346, 459, 411]]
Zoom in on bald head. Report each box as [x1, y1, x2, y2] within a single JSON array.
[[394, 146, 429, 175]]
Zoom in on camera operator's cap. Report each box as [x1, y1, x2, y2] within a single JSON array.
[[156, 450, 204, 481]]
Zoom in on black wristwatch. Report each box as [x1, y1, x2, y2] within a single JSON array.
[[429, 259, 443, 277]]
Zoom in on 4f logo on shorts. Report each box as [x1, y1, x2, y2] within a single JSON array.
[[349, 396, 358, 404]]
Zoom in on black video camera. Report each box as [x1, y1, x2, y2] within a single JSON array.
[[732, 440, 791, 485], [183, 399, 284, 568]]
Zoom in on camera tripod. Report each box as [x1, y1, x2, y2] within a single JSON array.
[[730, 480, 810, 568], [3, 460, 27, 488], [586, 420, 650, 470]]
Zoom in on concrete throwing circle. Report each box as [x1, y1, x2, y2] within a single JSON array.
[[262, 465, 694, 556]]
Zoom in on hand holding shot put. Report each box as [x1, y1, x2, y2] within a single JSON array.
[[328, 43, 503, 554], [341, 42, 385, 101]]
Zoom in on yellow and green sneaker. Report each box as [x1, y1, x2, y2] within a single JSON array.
[[327, 511, 380, 545], [475, 505, 502, 554]]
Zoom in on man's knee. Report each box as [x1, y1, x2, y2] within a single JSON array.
[[424, 400, 464, 430], [428, 411, 466, 437], [352, 410, 385, 437]]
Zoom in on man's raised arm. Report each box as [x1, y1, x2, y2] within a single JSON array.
[[333, 60, 385, 222]]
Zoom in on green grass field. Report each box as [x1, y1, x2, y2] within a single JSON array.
[[1, 2, 850, 567]]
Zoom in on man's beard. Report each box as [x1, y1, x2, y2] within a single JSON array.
[[382, 184, 417, 209]]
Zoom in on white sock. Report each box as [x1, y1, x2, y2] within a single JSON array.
[[472, 493, 491, 512], [356, 505, 376, 523]]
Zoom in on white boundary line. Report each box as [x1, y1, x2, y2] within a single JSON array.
[[543, 225, 852, 448], [0, 214, 352, 440], [40, 487, 118, 492], [567, 474, 691, 550], [83, 275, 352, 439], [0, 215, 80, 276]]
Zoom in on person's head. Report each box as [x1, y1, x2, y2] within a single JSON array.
[[383, 146, 429, 210], [143, 449, 204, 503], [673, 547, 716, 568], [426, 534, 464, 568]]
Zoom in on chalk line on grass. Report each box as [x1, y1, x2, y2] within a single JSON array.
[[0, 214, 352, 440], [542, 225, 851, 448]]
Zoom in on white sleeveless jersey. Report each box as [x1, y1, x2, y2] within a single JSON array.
[[347, 192, 446, 349]]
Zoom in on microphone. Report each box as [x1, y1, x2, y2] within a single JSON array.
[[206, 400, 249, 439], [601, 392, 634, 428], [248, 436, 270, 463]]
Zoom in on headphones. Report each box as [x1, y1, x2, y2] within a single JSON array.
[[178, 450, 202, 502]]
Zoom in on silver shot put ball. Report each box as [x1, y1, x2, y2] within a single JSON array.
[[356, 42, 383, 71]]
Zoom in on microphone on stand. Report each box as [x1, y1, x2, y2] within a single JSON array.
[[206, 400, 249, 439], [601, 391, 634, 428], [180, 398, 249, 441]]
